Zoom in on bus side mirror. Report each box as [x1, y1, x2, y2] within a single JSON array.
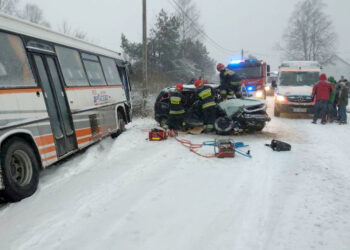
[[267, 65, 271, 77]]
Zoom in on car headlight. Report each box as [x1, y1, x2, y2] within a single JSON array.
[[276, 94, 286, 102], [265, 86, 270, 91], [255, 90, 264, 98]]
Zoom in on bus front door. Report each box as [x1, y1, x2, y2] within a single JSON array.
[[33, 54, 77, 157], [119, 67, 131, 102]]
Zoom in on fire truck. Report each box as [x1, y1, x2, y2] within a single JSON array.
[[227, 59, 270, 99]]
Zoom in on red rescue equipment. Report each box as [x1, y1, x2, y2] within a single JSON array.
[[149, 128, 168, 141]]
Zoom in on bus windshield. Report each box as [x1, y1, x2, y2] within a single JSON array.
[[230, 66, 262, 79], [279, 72, 319, 86]]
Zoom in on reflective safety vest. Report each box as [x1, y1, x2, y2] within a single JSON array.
[[197, 85, 216, 109], [220, 69, 241, 88], [169, 91, 185, 115]]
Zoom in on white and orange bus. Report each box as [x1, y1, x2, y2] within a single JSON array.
[[0, 13, 132, 201]]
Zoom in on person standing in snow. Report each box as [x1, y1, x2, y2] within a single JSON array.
[[327, 76, 338, 122], [217, 63, 242, 101], [338, 76, 348, 85], [168, 83, 186, 130], [338, 76, 349, 95], [195, 79, 217, 133], [312, 73, 335, 124], [337, 81, 348, 124]]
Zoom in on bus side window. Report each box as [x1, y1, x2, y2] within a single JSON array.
[[56, 46, 89, 86], [100, 56, 122, 86], [0, 62, 7, 76], [0, 32, 36, 88], [81, 53, 107, 86]]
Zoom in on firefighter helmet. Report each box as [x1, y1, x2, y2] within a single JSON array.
[[216, 63, 225, 72], [194, 79, 203, 88], [176, 83, 183, 91]]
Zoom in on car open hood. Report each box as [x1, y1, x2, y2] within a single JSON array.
[[218, 98, 267, 117], [278, 86, 313, 96]]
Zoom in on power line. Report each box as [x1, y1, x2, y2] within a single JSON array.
[[168, 0, 240, 56], [170, 0, 238, 54]]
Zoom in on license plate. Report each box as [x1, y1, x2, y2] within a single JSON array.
[[293, 108, 307, 113]]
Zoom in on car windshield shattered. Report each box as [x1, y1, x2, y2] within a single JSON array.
[[279, 72, 319, 86]]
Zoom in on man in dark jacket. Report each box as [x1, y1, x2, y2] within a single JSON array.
[[338, 76, 348, 85], [328, 76, 337, 122], [312, 73, 335, 124], [217, 63, 242, 100], [338, 81, 348, 124], [195, 79, 217, 133], [168, 83, 186, 130]]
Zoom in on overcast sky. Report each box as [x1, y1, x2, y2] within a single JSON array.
[[23, 0, 350, 70]]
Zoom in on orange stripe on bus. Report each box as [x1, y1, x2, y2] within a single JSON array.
[[0, 88, 42, 94], [35, 134, 54, 147], [66, 86, 123, 91], [42, 155, 57, 162], [75, 128, 92, 138], [77, 136, 92, 144], [39, 145, 56, 155]]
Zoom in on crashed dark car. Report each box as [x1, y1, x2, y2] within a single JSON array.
[[154, 84, 271, 134]]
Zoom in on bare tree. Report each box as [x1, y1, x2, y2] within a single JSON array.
[[174, 0, 204, 58], [58, 21, 88, 40], [20, 3, 50, 28], [282, 0, 337, 65], [58, 21, 72, 34], [175, 0, 202, 40], [0, 0, 19, 15], [73, 30, 87, 40]]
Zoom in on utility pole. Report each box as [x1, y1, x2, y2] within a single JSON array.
[[142, 0, 148, 116], [241, 49, 244, 60]]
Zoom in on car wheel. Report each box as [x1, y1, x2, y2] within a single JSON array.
[[160, 117, 169, 129], [255, 122, 266, 131], [215, 117, 233, 135], [0, 138, 40, 202], [274, 105, 280, 117]]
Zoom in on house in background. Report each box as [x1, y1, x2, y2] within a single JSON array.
[[323, 55, 350, 81]]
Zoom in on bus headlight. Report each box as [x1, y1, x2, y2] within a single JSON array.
[[276, 94, 286, 102], [255, 90, 264, 98]]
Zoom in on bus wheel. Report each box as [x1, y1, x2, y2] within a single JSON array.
[[0, 138, 39, 202], [112, 111, 126, 139], [118, 111, 126, 133]]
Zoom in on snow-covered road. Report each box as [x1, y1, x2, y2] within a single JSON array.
[[1, 98, 350, 250]]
